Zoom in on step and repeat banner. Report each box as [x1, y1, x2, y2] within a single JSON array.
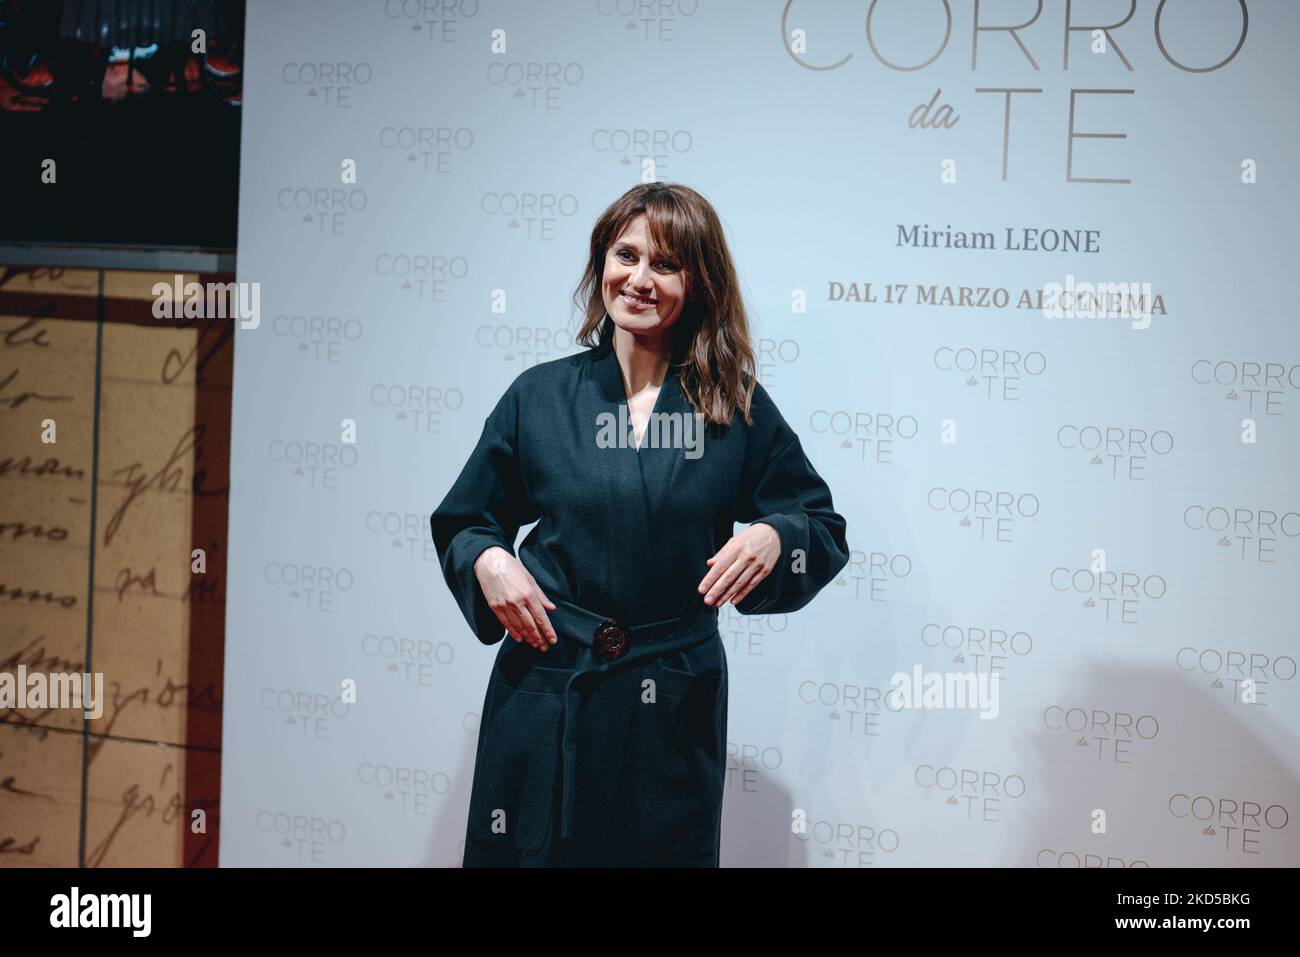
[[222, 0, 1298, 866]]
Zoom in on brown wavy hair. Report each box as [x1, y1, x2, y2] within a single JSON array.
[[571, 182, 758, 427]]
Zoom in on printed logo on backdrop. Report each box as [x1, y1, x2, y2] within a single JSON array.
[[779, 0, 1249, 181], [1035, 847, 1149, 868], [591, 128, 692, 176], [1177, 646, 1295, 705], [260, 686, 352, 739], [914, 764, 1026, 824], [273, 312, 364, 363], [930, 487, 1039, 542], [726, 742, 784, 795], [1057, 425, 1174, 480], [1042, 705, 1160, 764], [1050, 560, 1166, 624], [357, 761, 450, 817], [798, 677, 902, 737], [257, 810, 347, 864], [380, 125, 474, 174], [1183, 504, 1299, 563], [845, 547, 911, 601], [375, 252, 468, 303], [269, 436, 359, 490], [480, 14, 586, 113], [487, 59, 584, 109], [369, 382, 465, 435], [596, 0, 697, 41], [921, 620, 1034, 683], [1168, 793, 1289, 855], [277, 184, 368, 235], [934, 346, 1047, 401], [480, 192, 579, 240], [281, 60, 371, 108], [367, 510, 439, 560], [717, 604, 788, 658], [813, 408, 918, 464], [362, 631, 455, 688], [264, 561, 354, 613], [1192, 359, 1298, 418], [476, 320, 577, 370], [753, 338, 799, 389], [790, 809, 901, 868], [462, 710, 480, 737], [383, 0, 476, 43]]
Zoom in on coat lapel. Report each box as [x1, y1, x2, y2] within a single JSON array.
[[637, 362, 688, 527], [578, 339, 688, 577]]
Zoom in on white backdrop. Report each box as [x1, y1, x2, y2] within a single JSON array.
[[221, 0, 1299, 867]]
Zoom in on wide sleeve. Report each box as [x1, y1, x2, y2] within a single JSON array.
[[731, 385, 850, 616], [430, 386, 538, 645]]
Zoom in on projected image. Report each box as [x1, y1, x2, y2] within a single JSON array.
[[0, 0, 243, 109]]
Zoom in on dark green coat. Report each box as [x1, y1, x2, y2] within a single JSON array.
[[431, 334, 849, 866]]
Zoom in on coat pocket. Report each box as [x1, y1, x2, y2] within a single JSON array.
[[647, 655, 698, 699], [633, 655, 726, 860], [465, 661, 569, 856], [646, 646, 723, 701], [645, 656, 724, 752]]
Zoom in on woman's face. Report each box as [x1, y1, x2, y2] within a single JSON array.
[[601, 214, 689, 346]]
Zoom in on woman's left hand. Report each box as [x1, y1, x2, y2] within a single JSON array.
[[698, 522, 781, 606]]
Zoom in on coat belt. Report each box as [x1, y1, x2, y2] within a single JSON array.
[[544, 597, 720, 843]]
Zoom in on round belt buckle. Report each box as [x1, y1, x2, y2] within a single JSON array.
[[593, 617, 629, 661]]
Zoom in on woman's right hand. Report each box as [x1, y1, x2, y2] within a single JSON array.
[[474, 546, 558, 652]]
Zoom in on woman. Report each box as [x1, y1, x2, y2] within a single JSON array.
[[431, 182, 849, 867]]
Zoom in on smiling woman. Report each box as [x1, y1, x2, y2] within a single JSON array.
[[431, 181, 850, 867]]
